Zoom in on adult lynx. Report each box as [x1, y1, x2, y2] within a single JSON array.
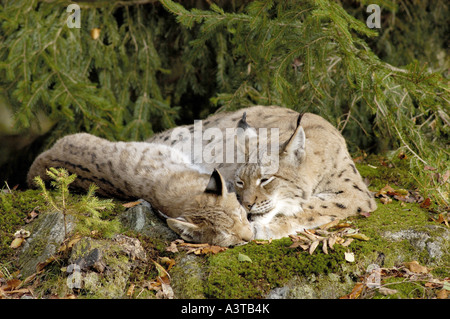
[[27, 133, 252, 246], [234, 112, 377, 239]]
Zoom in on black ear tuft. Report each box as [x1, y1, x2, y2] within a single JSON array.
[[205, 169, 225, 196], [237, 112, 250, 130], [296, 113, 304, 127]]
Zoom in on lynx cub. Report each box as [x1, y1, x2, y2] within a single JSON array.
[[234, 113, 377, 239], [27, 133, 252, 246]]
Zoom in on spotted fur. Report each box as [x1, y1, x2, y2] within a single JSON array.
[[27, 133, 252, 246]]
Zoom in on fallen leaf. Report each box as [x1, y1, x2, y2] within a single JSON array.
[[420, 198, 432, 209], [90, 28, 101, 40], [253, 239, 272, 245], [127, 284, 135, 297], [10, 237, 24, 249], [345, 233, 370, 241], [122, 201, 142, 208], [153, 261, 170, 280], [25, 207, 39, 223], [380, 196, 392, 205], [344, 252, 355, 262], [4, 279, 21, 291], [309, 240, 320, 255], [3, 288, 30, 295], [431, 214, 449, 227], [36, 255, 57, 272], [424, 165, 436, 171], [319, 219, 340, 230], [340, 282, 364, 299], [159, 257, 176, 271], [322, 239, 328, 255], [238, 253, 252, 263], [341, 238, 354, 247], [403, 261, 428, 274]]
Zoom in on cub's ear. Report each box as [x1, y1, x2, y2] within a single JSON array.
[[281, 116, 306, 163], [205, 169, 227, 197], [167, 217, 202, 243]]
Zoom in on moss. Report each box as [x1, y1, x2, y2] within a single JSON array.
[[355, 154, 419, 191], [205, 238, 347, 299], [0, 189, 49, 263]]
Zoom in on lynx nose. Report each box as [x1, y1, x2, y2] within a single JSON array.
[[242, 226, 253, 242]]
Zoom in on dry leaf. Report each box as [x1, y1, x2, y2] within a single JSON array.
[[319, 219, 340, 230], [380, 196, 392, 205], [25, 207, 39, 223], [122, 201, 142, 208], [10, 237, 24, 249], [424, 165, 437, 171], [340, 283, 364, 299], [309, 240, 320, 255], [403, 261, 428, 274], [344, 252, 355, 262], [36, 256, 56, 272], [328, 236, 336, 250], [126, 283, 135, 297], [322, 239, 328, 255], [345, 233, 370, 241], [90, 28, 101, 40], [159, 257, 176, 271], [419, 198, 432, 209], [153, 261, 170, 280], [4, 279, 21, 291]]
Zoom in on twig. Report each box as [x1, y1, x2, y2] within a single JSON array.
[[393, 125, 428, 165]]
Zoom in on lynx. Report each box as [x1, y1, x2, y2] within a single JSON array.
[[148, 105, 377, 240], [27, 133, 253, 246], [234, 112, 377, 239]]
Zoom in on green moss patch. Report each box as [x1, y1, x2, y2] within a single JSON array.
[[0, 189, 49, 262], [205, 238, 347, 298]]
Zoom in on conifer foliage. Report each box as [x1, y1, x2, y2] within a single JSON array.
[[0, 1, 448, 204]]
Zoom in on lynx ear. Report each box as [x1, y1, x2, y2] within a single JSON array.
[[205, 169, 227, 197], [235, 112, 258, 162], [167, 217, 201, 243], [281, 115, 306, 163]]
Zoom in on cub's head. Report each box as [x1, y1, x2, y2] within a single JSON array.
[[234, 114, 310, 218], [166, 169, 253, 247]]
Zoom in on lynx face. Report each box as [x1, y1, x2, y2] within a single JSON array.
[[235, 116, 309, 222], [167, 201, 252, 247]]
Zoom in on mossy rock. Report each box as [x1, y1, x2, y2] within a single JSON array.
[[18, 211, 75, 278]]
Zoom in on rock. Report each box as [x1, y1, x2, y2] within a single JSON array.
[[68, 235, 146, 298], [266, 274, 354, 299], [170, 254, 206, 299], [18, 211, 75, 278], [383, 225, 450, 262], [119, 200, 178, 242]]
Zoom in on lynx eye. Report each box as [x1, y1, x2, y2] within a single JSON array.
[[260, 176, 275, 187], [235, 180, 244, 188]]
